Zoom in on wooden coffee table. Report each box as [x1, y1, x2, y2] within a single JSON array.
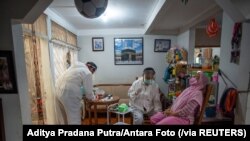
[[84, 96, 120, 125]]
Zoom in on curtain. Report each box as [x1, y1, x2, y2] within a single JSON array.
[[50, 20, 78, 85], [23, 35, 39, 124], [51, 43, 78, 85], [51, 21, 67, 42], [22, 14, 56, 124], [23, 34, 50, 124], [22, 15, 78, 124], [51, 21, 77, 46], [67, 31, 77, 46], [38, 37, 56, 124], [51, 43, 69, 84]]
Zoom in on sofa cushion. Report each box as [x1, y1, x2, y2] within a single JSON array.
[[94, 84, 131, 100]]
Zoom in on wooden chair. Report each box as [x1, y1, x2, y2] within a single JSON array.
[[194, 84, 213, 125]]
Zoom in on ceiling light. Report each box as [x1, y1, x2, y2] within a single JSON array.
[[100, 6, 123, 22], [102, 13, 108, 22]]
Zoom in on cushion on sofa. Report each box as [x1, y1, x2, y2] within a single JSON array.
[[94, 84, 131, 104]]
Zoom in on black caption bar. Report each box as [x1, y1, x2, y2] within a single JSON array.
[[23, 125, 250, 140]]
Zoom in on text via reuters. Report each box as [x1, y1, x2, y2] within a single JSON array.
[[24, 128, 247, 138]]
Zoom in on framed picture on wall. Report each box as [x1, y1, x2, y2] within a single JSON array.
[[0, 51, 18, 94], [114, 37, 143, 65], [92, 37, 104, 51], [154, 39, 171, 52]]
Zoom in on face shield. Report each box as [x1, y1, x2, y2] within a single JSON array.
[[86, 62, 97, 74]]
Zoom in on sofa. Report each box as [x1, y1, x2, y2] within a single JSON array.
[[92, 83, 169, 110], [94, 83, 131, 104]]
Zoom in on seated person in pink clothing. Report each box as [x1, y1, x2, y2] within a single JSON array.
[[150, 71, 208, 125]]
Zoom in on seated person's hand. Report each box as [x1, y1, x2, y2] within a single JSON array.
[[163, 108, 172, 116]]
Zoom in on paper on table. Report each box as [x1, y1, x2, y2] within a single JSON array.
[[100, 97, 113, 101]]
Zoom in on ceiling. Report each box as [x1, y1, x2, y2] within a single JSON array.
[[147, 0, 222, 35], [48, 0, 159, 29], [230, 0, 250, 20], [47, 0, 223, 35]]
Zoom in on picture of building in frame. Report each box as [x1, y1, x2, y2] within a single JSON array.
[[114, 38, 143, 65]]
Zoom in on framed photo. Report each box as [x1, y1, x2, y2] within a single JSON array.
[[154, 39, 171, 52], [92, 37, 104, 51], [0, 51, 18, 94], [114, 37, 143, 65]]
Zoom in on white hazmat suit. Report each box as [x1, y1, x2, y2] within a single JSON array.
[[55, 62, 95, 124], [128, 77, 162, 124]]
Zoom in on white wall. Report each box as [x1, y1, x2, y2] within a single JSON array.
[[218, 12, 250, 124], [177, 29, 195, 64], [188, 29, 196, 64], [78, 35, 177, 94], [242, 22, 250, 124], [12, 23, 32, 125], [177, 30, 190, 63], [0, 23, 28, 141], [6, 23, 31, 140], [177, 30, 190, 51], [212, 48, 220, 57], [0, 95, 22, 140]]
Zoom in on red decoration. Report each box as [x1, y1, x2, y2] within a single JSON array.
[[206, 18, 219, 37]]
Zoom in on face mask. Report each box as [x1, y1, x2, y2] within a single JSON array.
[[144, 79, 152, 85], [143, 74, 154, 85], [189, 77, 198, 86]]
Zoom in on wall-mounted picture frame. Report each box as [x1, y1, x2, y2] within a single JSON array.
[[92, 37, 104, 51], [114, 37, 143, 65], [0, 51, 18, 94], [154, 39, 171, 52]]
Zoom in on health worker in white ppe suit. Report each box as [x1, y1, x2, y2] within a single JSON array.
[[55, 61, 97, 124], [128, 67, 162, 125]]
